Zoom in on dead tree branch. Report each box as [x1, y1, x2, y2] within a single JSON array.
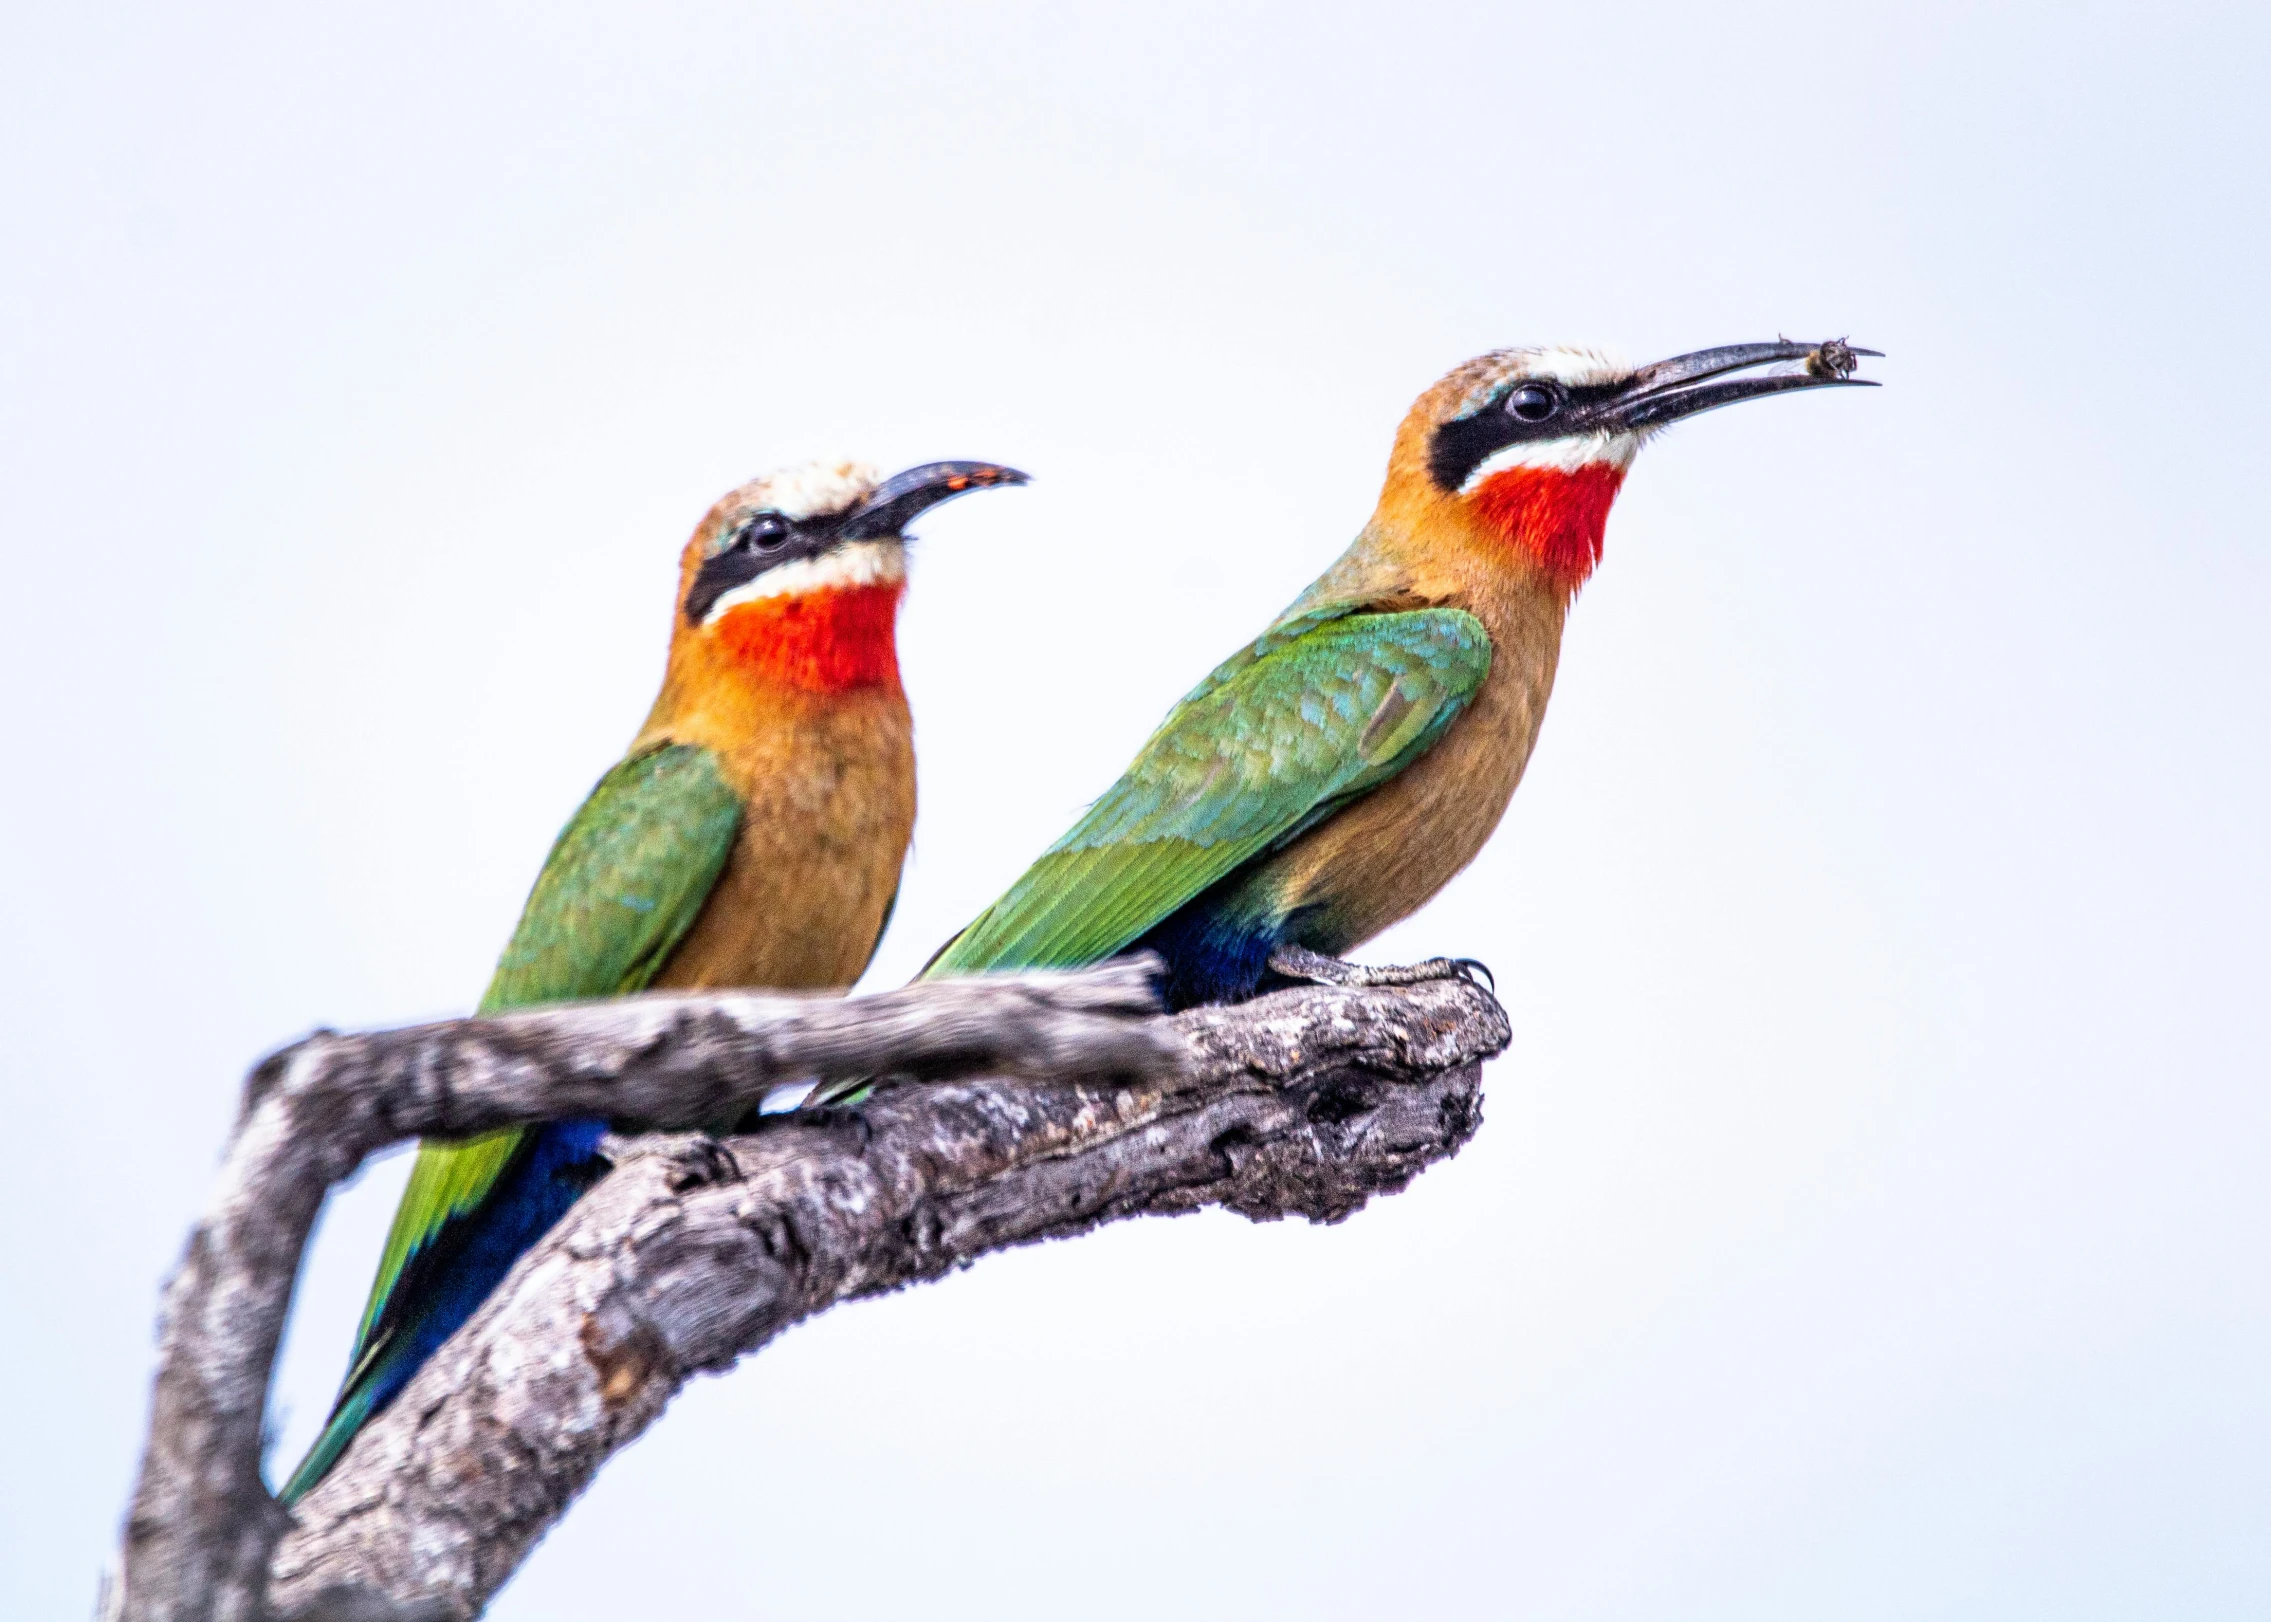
[[112, 962, 1508, 1622]]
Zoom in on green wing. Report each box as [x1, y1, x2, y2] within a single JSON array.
[[930, 607, 1492, 975], [346, 742, 743, 1358]]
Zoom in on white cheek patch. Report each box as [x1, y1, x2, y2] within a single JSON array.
[[702, 540, 906, 627], [1459, 429, 1643, 491], [750, 459, 882, 522]]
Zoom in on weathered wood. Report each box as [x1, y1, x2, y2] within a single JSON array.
[[111, 963, 1509, 1622], [113, 963, 1178, 1622]]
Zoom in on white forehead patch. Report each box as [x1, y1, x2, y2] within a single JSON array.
[[701, 539, 906, 626], [744, 458, 881, 522], [1446, 345, 1631, 418], [1516, 345, 1630, 387]]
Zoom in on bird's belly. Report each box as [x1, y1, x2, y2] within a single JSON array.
[[649, 698, 915, 992], [1254, 625, 1557, 952]]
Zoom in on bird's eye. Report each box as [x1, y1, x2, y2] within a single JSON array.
[[1506, 383, 1559, 423], [739, 514, 791, 551]]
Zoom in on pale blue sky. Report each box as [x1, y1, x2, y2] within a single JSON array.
[[5, 3, 2267, 1617]]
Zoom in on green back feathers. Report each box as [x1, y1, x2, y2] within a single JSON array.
[[344, 744, 743, 1359], [474, 745, 746, 1015], [930, 607, 1491, 976]]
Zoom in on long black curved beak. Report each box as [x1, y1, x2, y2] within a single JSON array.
[[838, 460, 1030, 541], [1609, 339, 1880, 431]]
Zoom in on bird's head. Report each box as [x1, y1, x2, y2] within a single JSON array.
[[1386, 340, 1877, 594], [670, 457, 1027, 693]]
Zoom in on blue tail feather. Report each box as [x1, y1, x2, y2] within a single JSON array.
[[1135, 885, 1313, 1010], [277, 1118, 609, 1503]]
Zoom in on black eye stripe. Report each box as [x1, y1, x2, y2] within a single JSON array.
[[1427, 377, 1631, 491], [684, 511, 837, 623]]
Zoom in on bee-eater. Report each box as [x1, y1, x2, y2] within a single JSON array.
[[279, 456, 1027, 1503], [926, 341, 1873, 1005]]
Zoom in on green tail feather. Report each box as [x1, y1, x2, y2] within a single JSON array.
[[276, 1383, 381, 1506]]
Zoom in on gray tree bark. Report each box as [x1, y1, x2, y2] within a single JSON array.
[[109, 962, 1508, 1622]]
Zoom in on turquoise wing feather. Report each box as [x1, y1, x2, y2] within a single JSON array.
[[342, 742, 742, 1370], [930, 607, 1492, 975]]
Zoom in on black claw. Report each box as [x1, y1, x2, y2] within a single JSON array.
[[665, 1136, 742, 1192], [697, 1136, 742, 1182], [794, 1103, 874, 1147], [1269, 944, 1495, 993]]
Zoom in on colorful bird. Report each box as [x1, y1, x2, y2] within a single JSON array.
[[279, 456, 1027, 1503], [926, 341, 1873, 1005]]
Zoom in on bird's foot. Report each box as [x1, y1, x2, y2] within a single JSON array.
[[801, 1103, 875, 1146], [1266, 944, 1495, 993], [748, 1098, 874, 1146]]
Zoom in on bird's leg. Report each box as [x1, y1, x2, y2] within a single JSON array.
[[784, 1103, 876, 1146], [596, 1132, 730, 1191], [1267, 943, 1495, 993], [739, 1093, 876, 1145]]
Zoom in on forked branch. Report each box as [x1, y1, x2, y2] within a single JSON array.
[[111, 961, 1508, 1622]]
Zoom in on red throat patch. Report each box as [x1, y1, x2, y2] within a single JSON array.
[[710, 583, 905, 692], [1469, 463, 1627, 593]]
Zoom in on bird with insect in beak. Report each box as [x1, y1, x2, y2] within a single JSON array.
[[922, 341, 1875, 1007], [279, 456, 1027, 1503]]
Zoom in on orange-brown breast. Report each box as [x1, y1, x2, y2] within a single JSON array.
[[632, 578, 916, 992], [1255, 543, 1569, 952], [1235, 409, 1585, 951]]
